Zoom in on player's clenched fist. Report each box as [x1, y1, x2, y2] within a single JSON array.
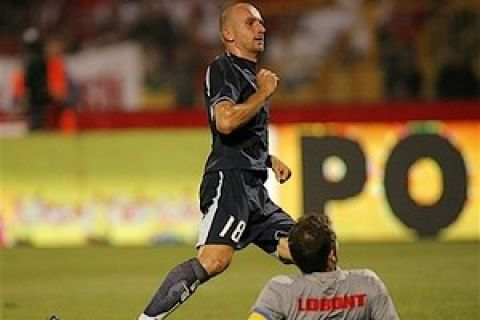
[[256, 68, 279, 98]]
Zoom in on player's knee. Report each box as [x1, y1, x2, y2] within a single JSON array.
[[202, 256, 231, 275], [197, 246, 233, 276]]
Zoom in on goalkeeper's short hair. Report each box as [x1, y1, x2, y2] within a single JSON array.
[[288, 213, 335, 273]]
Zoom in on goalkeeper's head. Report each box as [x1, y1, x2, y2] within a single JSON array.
[[288, 213, 338, 274]]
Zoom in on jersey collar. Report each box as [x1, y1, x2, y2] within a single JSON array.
[[226, 52, 257, 73]]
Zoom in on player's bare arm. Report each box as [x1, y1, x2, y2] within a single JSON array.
[[215, 68, 278, 134], [277, 237, 293, 263]]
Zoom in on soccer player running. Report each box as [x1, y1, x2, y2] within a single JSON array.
[[138, 3, 295, 319], [248, 214, 399, 320]]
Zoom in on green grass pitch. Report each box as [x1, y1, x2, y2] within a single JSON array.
[[1, 241, 478, 320]]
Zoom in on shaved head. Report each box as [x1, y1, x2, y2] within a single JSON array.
[[219, 2, 260, 31]]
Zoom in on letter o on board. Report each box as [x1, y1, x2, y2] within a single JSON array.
[[384, 134, 467, 237]]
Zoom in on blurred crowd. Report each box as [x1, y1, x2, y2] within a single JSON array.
[[0, 0, 478, 113]]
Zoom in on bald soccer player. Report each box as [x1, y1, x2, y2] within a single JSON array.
[[248, 214, 399, 320], [138, 3, 295, 319]]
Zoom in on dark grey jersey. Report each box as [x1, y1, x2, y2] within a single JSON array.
[[251, 269, 399, 320], [203, 52, 269, 172]]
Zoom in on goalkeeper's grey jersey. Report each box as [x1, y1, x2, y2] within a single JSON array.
[[251, 269, 399, 320]]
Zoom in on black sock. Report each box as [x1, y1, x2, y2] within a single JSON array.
[[143, 258, 210, 318]]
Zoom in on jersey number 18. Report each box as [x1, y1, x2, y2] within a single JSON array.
[[219, 215, 246, 243]]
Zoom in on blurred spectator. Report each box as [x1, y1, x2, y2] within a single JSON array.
[[436, 48, 479, 99], [379, 38, 422, 99], [10, 29, 76, 130], [170, 42, 200, 108], [129, 1, 177, 55], [168, 1, 220, 108], [377, 1, 427, 100], [11, 28, 50, 130], [265, 0, 368, 93], [127, 1, 180, 104], [265, 15, 312, 91], [433, 7, 479, 99]]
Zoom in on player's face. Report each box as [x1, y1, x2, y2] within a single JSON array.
[[229, 5, 266, 58]]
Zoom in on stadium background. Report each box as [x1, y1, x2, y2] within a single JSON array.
[[0, 0, 479, 319]]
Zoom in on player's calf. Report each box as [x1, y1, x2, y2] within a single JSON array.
[[138, 258, 210, 320]]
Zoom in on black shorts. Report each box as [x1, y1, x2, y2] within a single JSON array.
[[197, 169, 294, 254]]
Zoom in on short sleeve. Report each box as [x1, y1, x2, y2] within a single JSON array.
[[369, 273, 400, 320], [205, 59, 241, 107], [250, 278, 287, 320]]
